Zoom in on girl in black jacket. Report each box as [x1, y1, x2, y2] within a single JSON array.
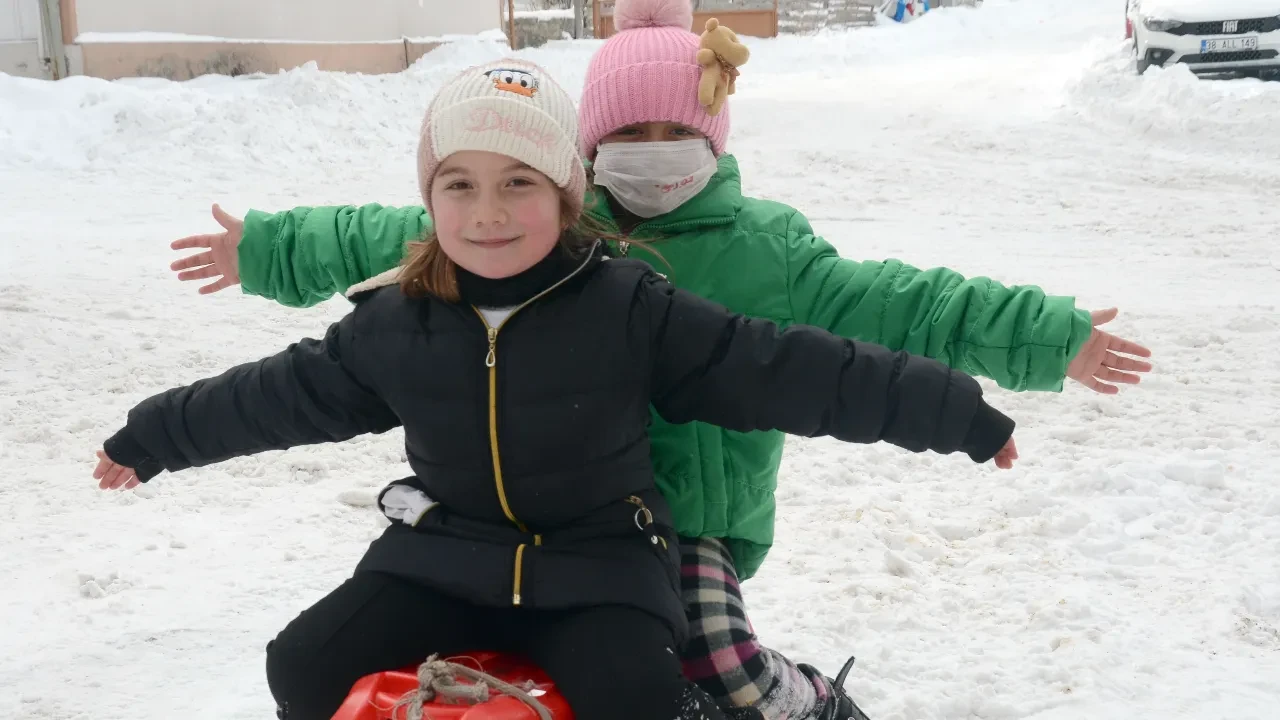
[[94, 59, 1017, 720]]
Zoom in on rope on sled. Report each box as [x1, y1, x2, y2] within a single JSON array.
[[393, 654, 553, 720]]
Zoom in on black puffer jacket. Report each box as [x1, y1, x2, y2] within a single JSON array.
[[105, 243, 1013, 641]]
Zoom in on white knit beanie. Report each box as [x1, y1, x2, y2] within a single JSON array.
[[418, 59, 586, 217]]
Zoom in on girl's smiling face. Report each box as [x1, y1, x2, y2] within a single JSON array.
[[430, 150, 565, 280]]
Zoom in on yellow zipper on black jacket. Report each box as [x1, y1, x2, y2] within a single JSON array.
[[472, 246, 597, 606]]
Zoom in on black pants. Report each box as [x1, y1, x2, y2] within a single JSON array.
[[265, 571, 727, 720]]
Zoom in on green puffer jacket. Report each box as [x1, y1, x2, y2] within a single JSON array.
[[238, 155, 1092, 579]]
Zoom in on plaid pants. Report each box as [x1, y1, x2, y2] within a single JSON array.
[[678, 537, 834, 720]]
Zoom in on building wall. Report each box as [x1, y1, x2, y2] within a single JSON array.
[[55, 0, 500, 80], [69, 0, 499, 42]]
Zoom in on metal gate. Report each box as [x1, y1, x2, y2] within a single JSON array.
[[593, 0, 781, 39]]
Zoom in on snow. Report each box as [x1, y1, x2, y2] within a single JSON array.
[[1137, 0, 1280, 22], [514, 9, 577, 20], [3, 0, 1280, 718]]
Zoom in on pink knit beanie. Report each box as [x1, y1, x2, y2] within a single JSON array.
[[578, 0, 731, 158]]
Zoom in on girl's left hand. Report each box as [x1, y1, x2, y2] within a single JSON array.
[[93, 450, 141, 491], [1067, 308, 1153, 394]]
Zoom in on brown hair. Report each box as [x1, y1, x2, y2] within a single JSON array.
[[400, 188, 663, 302]]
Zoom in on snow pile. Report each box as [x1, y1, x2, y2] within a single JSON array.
[[777, 0, 1119, 62], [0, 31, 601, 176], [0, 0, 1117, 176], [2, 0, 1280, 719], [0, 66, 422, 172], [1068, 48, 1280, 151]]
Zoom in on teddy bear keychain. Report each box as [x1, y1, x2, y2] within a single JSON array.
[[696, 18, 750, 117]]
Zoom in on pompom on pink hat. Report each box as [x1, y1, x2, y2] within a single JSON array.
[[578, 0, 731, 158]]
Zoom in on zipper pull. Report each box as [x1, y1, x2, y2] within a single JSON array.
[[627, 495, 654, 528], [626, 496, 666, 550], [485, 327, 497, 368]]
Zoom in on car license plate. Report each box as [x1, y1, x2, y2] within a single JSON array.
[[1201, 36, 1258, 53]]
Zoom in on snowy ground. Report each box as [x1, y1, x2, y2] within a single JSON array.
[[3, 0, 1280, 718]]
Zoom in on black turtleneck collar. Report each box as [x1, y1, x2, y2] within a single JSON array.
[[456, 242, 595, 309]]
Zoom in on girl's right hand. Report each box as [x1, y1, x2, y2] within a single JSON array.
[[170, 203, 244, 295], [93, 450, 141, 491], [993, 437, 1018, 470]]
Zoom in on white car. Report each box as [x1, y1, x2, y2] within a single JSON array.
[[1125, 0, 1280, 76]]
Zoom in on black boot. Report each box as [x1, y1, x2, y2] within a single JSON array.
[[797, 656, 871, 720]]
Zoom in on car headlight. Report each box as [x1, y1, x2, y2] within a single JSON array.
[[1143, 18, 1184, 32]]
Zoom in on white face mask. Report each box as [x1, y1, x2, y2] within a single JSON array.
[[592, 139, 718, 219]]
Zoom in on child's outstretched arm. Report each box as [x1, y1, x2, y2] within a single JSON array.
[[170, 203, 429, 307], [640, 272, 1016, 466], [93, 312, 400, 489], [782, 213, 1151, 394]]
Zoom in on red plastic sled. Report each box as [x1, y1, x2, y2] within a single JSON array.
[[332, 652, 573, 720]]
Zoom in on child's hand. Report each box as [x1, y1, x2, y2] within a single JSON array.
[[994, 437, 1018, 469], [170, 203, 243, 295], [93, 450, 141, 491], [1067, 308, 1153, 394]]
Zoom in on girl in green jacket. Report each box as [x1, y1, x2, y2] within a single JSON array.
[[166, 1, 1151, 718]]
